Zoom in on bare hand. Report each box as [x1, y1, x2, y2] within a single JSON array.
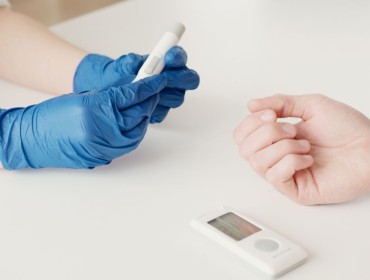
[[234, 94, 370, 205]]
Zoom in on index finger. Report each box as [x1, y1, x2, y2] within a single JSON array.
[[233, 109, 277, 145], [247, 94, 325, 120], [162, 68, 200, 90], [107, 75, 167, 110]]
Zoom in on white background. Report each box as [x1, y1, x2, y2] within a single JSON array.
[[1, 0, 370, 279]]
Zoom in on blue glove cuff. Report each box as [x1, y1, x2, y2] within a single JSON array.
[[0, 109, 5, 169], [0, 107, 32, 170]]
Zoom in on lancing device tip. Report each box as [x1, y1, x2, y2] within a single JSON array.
[[132, 22, 185, 82]]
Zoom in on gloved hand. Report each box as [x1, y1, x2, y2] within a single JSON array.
[[73, 52, 145, 93], [0, 75, 166, 170], [150, 46, 200, 123], [73, 46, 200, 124]]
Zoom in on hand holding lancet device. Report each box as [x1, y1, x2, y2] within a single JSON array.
[[191, 206, 308, 278], [133, 22, 185, 82]]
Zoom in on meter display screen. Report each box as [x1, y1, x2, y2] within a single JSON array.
[[208, 212, 261, 241]]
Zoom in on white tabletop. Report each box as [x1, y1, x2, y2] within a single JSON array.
[[1, 0, 370, 279]]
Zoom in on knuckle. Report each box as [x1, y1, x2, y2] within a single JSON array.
[[280, 139, 301, 153], [233, 127, 243, 144], [265, 169, 278, 184], [265, 122, 282, 137], [249, 155, 265, 174], [309, 93, 330, 105], [284, 154, 298, 165], [238, 145, 251, 160], [310, 93, 325, 99], [279, 139, 293, 151], [126, 52, 140, 61], [272, 93, 285, 100], [272, 93, 287, 110]]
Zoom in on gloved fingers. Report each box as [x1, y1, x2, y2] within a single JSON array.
[[108, 75, 167, 110], [162, 68, 200, 90], [164, 46, 187, 68], [119, 116, 150, 147], [150, 105, 170, 124], [157, 88, 185, 108], [84, 111, 150, 156], [117, 94, 160, 131], [115, 53, 147, 75], [149, 89, 185, 124], [98, 74, 136, 91]]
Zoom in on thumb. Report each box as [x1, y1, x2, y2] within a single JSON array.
[[164, 46, 188, 68], [110, 75, 167, 110], [115, 53, 146, 75], [247, 94, 324, 120]]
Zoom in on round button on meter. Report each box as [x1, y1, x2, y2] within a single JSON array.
[[255, 239, 280, 252]]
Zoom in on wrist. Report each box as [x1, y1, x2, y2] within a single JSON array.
[[365, 130, 370, 192], [0, 107, 31, 170], [360, 123, 370, 193], [0, 109, 5, 170]]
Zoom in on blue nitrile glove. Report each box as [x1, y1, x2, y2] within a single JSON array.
[[0, 75, 166, 170], [73, 52, 146, 93], [150, 46, 200, 123], [73, 46, 200, 124]]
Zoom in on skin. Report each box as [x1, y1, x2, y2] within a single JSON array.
[[0, 7, 88, 169], [234, 94, 370, 205], [0, 8, 199, 170], [0, 7, 87, 95]]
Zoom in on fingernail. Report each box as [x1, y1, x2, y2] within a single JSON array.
[[303, 155, 313, 161], [260, 111, 274, 121], [282, 124, 295, 134], [298, 140, 309, 149]]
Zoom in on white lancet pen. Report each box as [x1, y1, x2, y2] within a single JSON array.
[[132, 22, 186, 82]]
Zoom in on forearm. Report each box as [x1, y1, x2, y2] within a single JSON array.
[[0, 8, 88, 95]]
